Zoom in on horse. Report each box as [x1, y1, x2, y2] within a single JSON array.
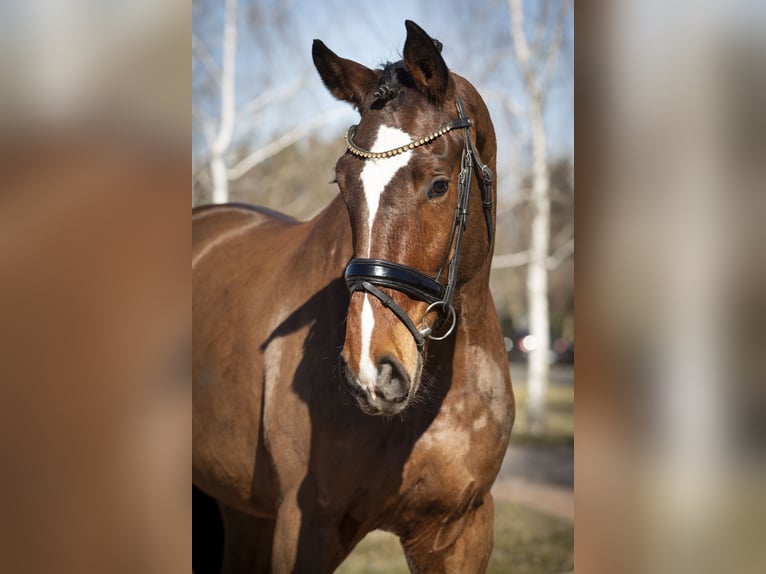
[[193, 20, 514, 573]]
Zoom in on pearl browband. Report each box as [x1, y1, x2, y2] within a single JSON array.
[[344, 117, 472, 160]]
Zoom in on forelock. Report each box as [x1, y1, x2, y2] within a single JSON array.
[[371, 61, 414, 105]]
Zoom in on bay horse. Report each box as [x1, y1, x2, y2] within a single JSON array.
[[193, 20, 514, 573]]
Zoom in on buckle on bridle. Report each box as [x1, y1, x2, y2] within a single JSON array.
[[480, 165, 494, 184], [419, 301, 457, 342]]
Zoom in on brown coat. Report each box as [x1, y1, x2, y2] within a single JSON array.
[[193, 20, 514, 574]]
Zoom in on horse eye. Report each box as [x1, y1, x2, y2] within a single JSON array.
[[427, 179, 450, 199]]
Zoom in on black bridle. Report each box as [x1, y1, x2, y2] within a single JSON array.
[[343, 98, 494, 350]]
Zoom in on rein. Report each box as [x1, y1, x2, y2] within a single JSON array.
[[343, 98, 494, 350]]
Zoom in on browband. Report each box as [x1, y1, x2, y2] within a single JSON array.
[[345, 117, 472, 159]]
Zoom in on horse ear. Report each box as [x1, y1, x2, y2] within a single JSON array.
[[403, 20, 450, 102], [312, 40, 378, 109]]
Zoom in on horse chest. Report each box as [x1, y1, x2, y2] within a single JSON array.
[[403, 400, 501, 500]]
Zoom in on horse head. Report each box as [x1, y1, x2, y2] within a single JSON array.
[[313, 20, 497, 416]]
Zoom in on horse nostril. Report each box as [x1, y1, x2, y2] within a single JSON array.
[[377, 362, 393, 384], [375, 358, 410, 403]]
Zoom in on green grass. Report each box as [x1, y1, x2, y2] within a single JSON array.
[[336, 500, 573, 574], [511, 385, 574, 447], [487, 501, 574, 574], [335, 530, 408, 574]]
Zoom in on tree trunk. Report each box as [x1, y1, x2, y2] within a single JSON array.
[[210, 0, 237, 204], [210, 151, 229, 205], [525, 95, 551, 435], [509, 0, 557, 434]]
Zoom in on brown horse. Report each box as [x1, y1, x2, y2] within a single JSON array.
[[193, 20, 514, 573]]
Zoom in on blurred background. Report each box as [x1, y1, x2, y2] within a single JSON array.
[[2, 0, 762, 572], [577, 2, 766, 572], [193, 1, 574, 571], [1, 2, 189, 573]]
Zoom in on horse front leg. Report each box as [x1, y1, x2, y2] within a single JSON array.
[[270, 489, 351, 574], [219, 505, 275, 574], [400, 494, 495, 574]]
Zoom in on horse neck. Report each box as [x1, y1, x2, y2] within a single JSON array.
[[414, 259, 495, 415], [307, 193, 354, 271], [453, 255, 493, 339]]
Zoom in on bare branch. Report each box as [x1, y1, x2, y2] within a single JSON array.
[[192, 105, 215, 146], [510, 0, 569, 100], [237, 77, 304, 119], [541, 0, 570, 92], [233, 78, 306, 140], [492, 251, 531, 269], [552, 221, 574, 245], [509, 0, 539, 99], [547, 237, 574, 270], [495, 193, 529, 217], [492, 237, 573, 272], [192, 33, 221, 86], [531, 0, 550, 69], [227, 108, 349, 180], [480, 87, 526, 119]]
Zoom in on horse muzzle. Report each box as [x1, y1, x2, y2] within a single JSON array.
[[338, 354, 413, 416]]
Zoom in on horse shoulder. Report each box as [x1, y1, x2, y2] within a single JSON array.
[[396, 341, 513, 526], [192, 204, 306, 507]]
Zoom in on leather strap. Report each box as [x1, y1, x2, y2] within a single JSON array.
[[456, 98, 494, 245], [345, 259, 444, 304], [349, 280, 428, 348]]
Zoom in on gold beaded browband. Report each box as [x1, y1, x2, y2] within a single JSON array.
[[344, 116, 473, 159]]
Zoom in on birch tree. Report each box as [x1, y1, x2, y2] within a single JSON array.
[[192, 0, 238, 204], [192, 0, 350, 206], [209, 0, 236, 204], [508, 0, 570, 434]]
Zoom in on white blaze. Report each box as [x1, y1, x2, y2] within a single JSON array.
[[359, 297, 378, 389], [357, 125, 413, 388]]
